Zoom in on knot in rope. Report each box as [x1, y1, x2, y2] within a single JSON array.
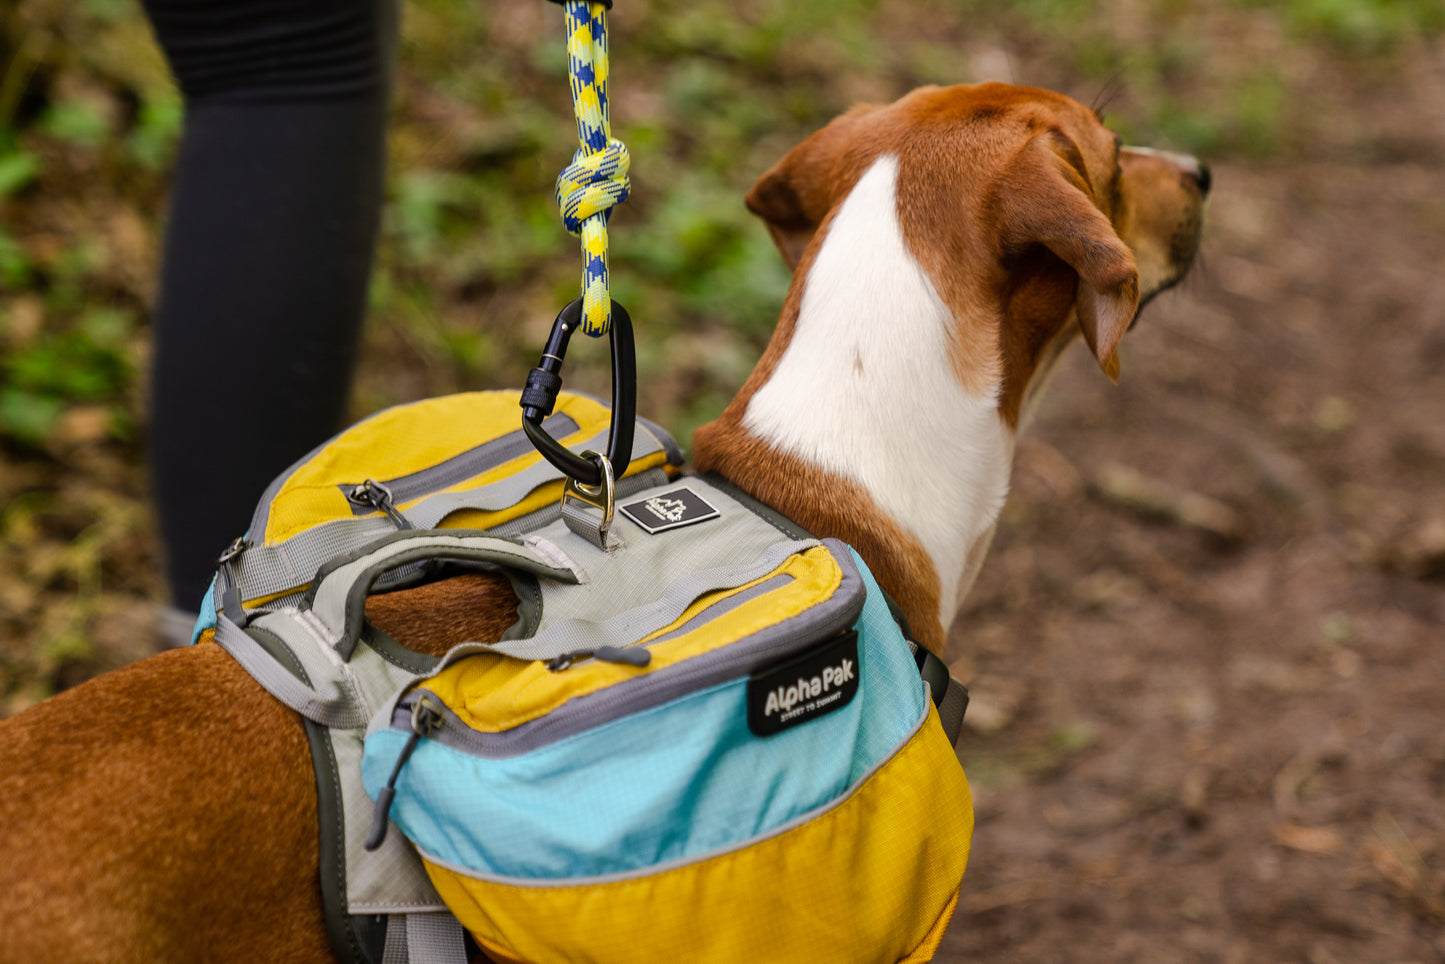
[[556, 0, 624, 338], [556, 139, 631, 235]]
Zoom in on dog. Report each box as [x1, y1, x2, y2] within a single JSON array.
[[0, 83, 1205, 963]]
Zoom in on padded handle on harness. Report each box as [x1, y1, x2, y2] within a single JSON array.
[[302, 530, 584, 660]]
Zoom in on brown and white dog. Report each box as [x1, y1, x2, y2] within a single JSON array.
[[0, 83, 1205, 963]]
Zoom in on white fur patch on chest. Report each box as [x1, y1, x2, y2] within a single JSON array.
[[743, 155, 1013, 621]]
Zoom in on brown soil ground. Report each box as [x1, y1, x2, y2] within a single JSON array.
[[939, 47, 1445, 964]]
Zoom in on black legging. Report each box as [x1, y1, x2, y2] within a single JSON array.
[[142, 0, 398, 610]]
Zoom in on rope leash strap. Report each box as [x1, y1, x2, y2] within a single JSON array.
[[550, 0, 629, 338]]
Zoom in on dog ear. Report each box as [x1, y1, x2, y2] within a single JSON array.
[[746, 105, 882, 269], [998, 135, 1140, 381]]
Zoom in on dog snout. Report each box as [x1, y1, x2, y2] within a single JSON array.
[[1188, 159, 1211, 196], [1122, 146, 1211, 197]]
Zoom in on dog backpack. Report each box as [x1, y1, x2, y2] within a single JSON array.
[[195, 390, 973, 964]]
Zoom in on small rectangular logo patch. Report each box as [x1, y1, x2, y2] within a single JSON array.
[[747, 631, 860, 737], [620, 487, 720, 534]]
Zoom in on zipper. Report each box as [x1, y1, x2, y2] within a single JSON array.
[[365, 693, 445, 851], [342, 412, 584, 517], [347, 479, 413, 530]]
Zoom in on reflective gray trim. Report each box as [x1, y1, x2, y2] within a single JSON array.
[[412, 688, 931, 888]]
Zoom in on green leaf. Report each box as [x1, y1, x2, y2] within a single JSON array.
[[0, 152, 39, 198]]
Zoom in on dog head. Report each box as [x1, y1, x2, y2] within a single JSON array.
[[745, 82, 1207, 425]]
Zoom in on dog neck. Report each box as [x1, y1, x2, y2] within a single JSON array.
[[694, 156, 1014, 654]]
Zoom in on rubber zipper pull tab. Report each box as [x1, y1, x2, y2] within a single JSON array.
[[595, 646, 650, 667], [546, 646, 651, 671], [364, 695, 443, 851], [348, 479, 413, 530]]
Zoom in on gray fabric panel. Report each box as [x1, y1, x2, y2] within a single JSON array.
[[332, 713, 448, 912], [213, 615, 367, 729], [530, 481, 813, 634], [404, 913, 468, 964], [236, 610, 447, 914], [309, 533, 579, 646], [461, 538, 815, 662]]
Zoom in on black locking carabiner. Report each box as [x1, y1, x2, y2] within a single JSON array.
[[519, 297, 636, 488]]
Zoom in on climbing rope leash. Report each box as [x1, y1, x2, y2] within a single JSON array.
[[521, 0, 636, 541], [553, 0, 630, 338]]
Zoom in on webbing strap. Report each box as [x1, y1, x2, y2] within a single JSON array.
[[554, 0, 629, 336], [911, 642, 969, 746], [213, 614, 367, 729], [937, 676, 970, 746], [381, 913, 467, 964]]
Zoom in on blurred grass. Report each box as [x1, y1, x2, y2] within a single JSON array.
[[0, 0, 1441, 695]]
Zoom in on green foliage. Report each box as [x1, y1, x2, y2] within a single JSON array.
[[0, 229, 32, 288], [0, 151, 38, 197], [1247, 0, 1445, 54], [0, 308, 135, 447], [39, 99, 111, 150], [125, 93, 182, 171]]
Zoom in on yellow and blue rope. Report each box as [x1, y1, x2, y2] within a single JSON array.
[[554, 0, 630, 337]]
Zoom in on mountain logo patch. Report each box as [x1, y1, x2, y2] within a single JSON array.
[[620, 487, 720, 534]]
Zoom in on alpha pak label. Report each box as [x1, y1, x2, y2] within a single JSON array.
[[747, 631, 861, 737], [619, 487, 721, 534]]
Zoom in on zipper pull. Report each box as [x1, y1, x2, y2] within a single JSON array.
[[364, 694, 444, 851], [348, 479, 414, 530], [546, 646, 652, 672]]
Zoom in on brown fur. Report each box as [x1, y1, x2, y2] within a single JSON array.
[[0, 83, 1205, 963]]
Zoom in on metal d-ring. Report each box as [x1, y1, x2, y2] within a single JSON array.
[[520, 297, 635, 488]]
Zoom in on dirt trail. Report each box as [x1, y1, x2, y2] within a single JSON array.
[[939, 44, 1445, 962]]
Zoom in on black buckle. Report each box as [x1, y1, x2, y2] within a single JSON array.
[[520, 297, 635, 489]]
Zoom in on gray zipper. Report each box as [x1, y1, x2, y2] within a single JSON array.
[[388, 551, 867, 758]]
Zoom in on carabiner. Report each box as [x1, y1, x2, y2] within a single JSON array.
[[520, 297, 636, 488]]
